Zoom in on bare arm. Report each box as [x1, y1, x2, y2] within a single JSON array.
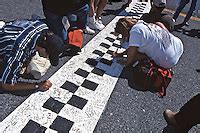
[[88, 0, 95, 17], [113, 46, 138, 67], [119, 46, 138, 66], [126, 46, 138, 66], [1, 80, 52, 91], [112, 49, 128, 57]]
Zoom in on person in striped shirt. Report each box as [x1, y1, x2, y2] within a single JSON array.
[[0, 19, 63, 91]]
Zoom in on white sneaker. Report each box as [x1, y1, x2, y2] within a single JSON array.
[[83, 26, 95, 34], [97, 18, 103, 24], [0, 21, 5, 28], [87, 16, 105, 31]]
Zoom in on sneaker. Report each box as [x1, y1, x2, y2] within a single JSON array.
[[163, 109, 182, 132], [96, 18, 103, 24], [174, 23, 185, 29], [96, 15, 102, 23], [83, 26, 95, 34], [176, 22, 189, 29], [0, 21, 5, 28], [87, 16, 105, 30], [185, 22, 189, 27], [163, 109, 177, 125]]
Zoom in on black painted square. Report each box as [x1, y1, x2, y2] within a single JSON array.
[[92, 50, 104, 57], [81, 79, 98, 91], [112, 43, 121, 48], [85, 58, 98, 67], [43, 97, 65, 114], [75, 68, 89, 78], [100, 42, 110, 49], [67, 95, 88, 109], [50, 116, 74, 132], [106, 50, 114, 55], [21, 120, 46, 133], [100, 58, 113, 66], [91, 68, 105, 76], [105, 37, 115, 42], [61, 80, 79, 93]]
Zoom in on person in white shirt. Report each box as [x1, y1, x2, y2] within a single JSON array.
[[113, 15, 183, 69]]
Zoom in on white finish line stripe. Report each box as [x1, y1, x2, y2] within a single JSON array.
[[0, 2, 150, 132]]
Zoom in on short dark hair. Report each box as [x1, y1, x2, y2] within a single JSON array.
[[37, 30, 64, 66], [159, 15, 175, 32]]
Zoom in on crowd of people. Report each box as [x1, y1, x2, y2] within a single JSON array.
[[0, 0, 199, 132]]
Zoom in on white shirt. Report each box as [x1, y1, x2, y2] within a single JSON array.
[[129, 22, 183, 68]]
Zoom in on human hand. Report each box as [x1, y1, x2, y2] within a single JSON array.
[[112, 50, 123, 58], [112, 51, 119, 57], [38, 80, 52, 91]]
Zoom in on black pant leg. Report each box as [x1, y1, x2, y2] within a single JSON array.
[[175, 94, 200, 132]]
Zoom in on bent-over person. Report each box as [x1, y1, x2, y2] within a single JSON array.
[[0, 20, 63, 91], [113, 15, 183, 69]]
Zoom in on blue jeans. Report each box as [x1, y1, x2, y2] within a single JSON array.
[[67, 4, 89, 30], [173, 0, 197, 24], [43, 4, 89, 41]]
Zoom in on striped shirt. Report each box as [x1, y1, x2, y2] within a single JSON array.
[[0, 20, 48, 84]]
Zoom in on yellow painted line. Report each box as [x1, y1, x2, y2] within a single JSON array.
[[164, 8, 200, 22]]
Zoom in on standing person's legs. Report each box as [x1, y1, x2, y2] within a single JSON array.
[[43, 10, 66, 41], [95, 0, 108, 20], [182, 0, 197, 24], [164, 94, 200, 132], [173, 0, 190, 20], [94, 0, 99, 12], [82, 0, 96, 34], [89, 0, 95, 17], [87, 0, 105, 30], [68, 4, 89, 30]]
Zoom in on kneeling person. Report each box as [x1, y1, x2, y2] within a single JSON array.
[[0, 20, 63, 91], [114, 15, 183, 69]]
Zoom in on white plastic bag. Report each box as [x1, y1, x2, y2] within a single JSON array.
[[26, 52, 51, 79]]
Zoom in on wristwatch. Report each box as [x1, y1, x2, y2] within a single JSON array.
[[35, 83, 39, 89]]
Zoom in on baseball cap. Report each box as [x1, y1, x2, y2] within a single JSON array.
[[153, 0, 166, 8], [159, 15, 174, 32], [38, 31, 64, 66]]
